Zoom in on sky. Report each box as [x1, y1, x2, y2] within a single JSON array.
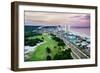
[[24, 11, 90, 27]]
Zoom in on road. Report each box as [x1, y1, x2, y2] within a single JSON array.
[[55, 32, 89, 59], [63, 38, 89, 59]]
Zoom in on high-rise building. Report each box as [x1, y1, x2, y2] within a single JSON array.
[[65, 24, 70, 32]]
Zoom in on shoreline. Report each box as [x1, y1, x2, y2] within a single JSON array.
[[24, 41, 45, 54]]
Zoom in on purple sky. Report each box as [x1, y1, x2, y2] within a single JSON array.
[[25, 11, 90, 27]]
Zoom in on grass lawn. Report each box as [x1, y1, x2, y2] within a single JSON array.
[[25, 33, 63, 61]]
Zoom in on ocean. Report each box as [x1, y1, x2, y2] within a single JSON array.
[[70, 27, 90, 38]]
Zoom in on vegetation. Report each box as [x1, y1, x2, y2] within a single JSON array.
[[47, 55, 52, 60], [54, 48, 73, 60], [25, 32, 33, 38], [25, 38, 43, 46], [24, 32, 73, 61], [46, 47, 51, 53], [51, 35, 66, 49], [25, 31, 42, 38], [58, 42, 65, 48]]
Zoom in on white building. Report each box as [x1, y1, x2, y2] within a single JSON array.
[[65, 24, 70, 32]]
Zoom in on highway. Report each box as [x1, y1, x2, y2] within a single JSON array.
[[63, 38, 89, 59], [55, 32, 89, 59]]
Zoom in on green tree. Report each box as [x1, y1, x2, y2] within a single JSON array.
[[47, 55, 51, 60], [46, 47, 51, 53], [53, 48, 73, 60]]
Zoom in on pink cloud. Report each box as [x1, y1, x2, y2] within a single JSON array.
[[25, 11, 90, 27]]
